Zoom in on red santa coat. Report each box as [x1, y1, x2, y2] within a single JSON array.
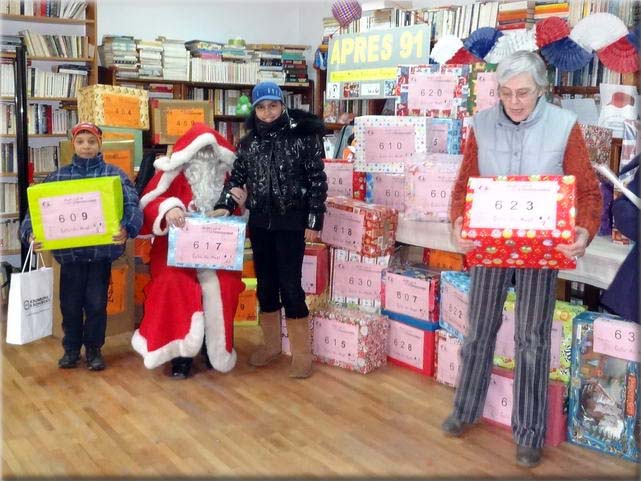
[[131, 125, 244, 372]]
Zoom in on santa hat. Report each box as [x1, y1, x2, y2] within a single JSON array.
[[153, 122, 236, 172]]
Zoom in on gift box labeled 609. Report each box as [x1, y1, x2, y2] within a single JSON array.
[[462, 175, 577, 269]]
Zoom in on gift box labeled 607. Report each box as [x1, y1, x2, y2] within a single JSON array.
[[27, 176, 123, 251], [462, 175, 577, 269]]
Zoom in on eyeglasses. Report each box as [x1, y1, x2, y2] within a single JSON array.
[[498, 88, 538, 102]]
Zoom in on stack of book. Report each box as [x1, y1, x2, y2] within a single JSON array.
[[252, 45, 285, 85], [221, 40, 250, 62], [496, 1, 534, 33], [185, 39, 224, 61], [147, 83, 174, 99], [158, 37, 189, 81], [282, 46, 308, 86], [136, 39, 163, 79], [100, 36, 138, 79], [533, 1, 570, 21], [0, 35, 21, 54]]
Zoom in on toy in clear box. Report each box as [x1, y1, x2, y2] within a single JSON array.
[[568, 311, 640, 463]]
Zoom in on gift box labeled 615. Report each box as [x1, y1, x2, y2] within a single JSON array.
[[167, 216, 246, 270], [462, 175, 577, 269]]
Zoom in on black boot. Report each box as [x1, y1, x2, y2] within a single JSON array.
[[58, 350, 80, 369], [170, 357, 193, 379], [85, 347, 106, 371], [201, 343, 213, 370]]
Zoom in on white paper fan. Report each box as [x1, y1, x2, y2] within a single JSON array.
[[430, 35, 464, 64], [569, 13, 628, 52], [484, 30, 537, 64]]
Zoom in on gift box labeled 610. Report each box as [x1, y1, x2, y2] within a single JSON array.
[[167, 216, 246, 270], [27, 176, 123, 251], [462, 175, 577, 269]]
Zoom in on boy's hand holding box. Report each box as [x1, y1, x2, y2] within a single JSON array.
[[27, 176, 123, 250], [167, 215, 246, 270], [462, 175, 577, 270]]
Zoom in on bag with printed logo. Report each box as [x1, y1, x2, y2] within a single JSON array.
[[6, 242, 53, 345]]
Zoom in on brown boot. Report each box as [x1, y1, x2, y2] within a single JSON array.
[[287, 316, 312, 378], [249, 310, 282, 367]]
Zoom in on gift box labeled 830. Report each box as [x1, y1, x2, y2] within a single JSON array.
[[462, 175, 577, 269], [27, 176, 123, 251]]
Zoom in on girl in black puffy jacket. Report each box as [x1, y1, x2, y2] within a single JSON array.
[[215, 81, 327, 378]]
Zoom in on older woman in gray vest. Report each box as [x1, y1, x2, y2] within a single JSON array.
[[442, 51, 601, 468]]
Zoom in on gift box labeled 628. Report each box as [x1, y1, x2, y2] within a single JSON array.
[[462, 175, 577, 269]]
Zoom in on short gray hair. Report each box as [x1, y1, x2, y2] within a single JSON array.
[[495, 50, 548, 90]]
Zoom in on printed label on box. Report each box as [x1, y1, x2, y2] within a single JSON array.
[[166, 108, 206, 136], [388, 320, 424, 369], [173, 220, 241, 269], [40, 192, 105, 240], [326, 162, 354, 197], [426, 122, 449, 154], [312, 317, 359, 365], [321, 207, 364, 252], [364, 126, 416, 163], [333, 261, 384, 300], [384, 272, 431, 321], [103, 94, 142, 128], [371, 174, 405, 211], [407, 73, 457, 110], [441, 282, 468, 335], [301, 255, 318, 294], [593, 318, 641, 363], [437, 335, 461, 386], [483, 373, 513, 426], [475, 72, 499, 112]]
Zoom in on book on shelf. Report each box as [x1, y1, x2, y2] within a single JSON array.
[[0, 0, 87, 19], [26, 104, 76, 135], [19, 30, 87, 58], [1, 142, 14, 174], [0, 60, 14, 96], [26, 65, 88, 97], [0, 103, 15, 135], [0, 181, 17, 213], [29, 144, 59, 174], [0, 217, 20, 251], [0, 35, 21, 54]]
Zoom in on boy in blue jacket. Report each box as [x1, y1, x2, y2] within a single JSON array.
[[20, 122, 143, 370]]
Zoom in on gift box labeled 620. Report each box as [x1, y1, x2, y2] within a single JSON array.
[[27, 176, 123, 251], [462, 175, 577, 269]]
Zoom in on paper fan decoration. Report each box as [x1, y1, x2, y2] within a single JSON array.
[[535, 17, 571, 48], [464, 27, 503, 60], [627, 26, 640, 53], [597, 36, 640, 73], [569, 13, 628, 51], [331, 0, 362, 27], [484, 30, 537, 64], [430, 35, 464, 64], [540, 37, 593, 71], [446, 47, 482, 65]]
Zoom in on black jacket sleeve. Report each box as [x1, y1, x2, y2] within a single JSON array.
[[215, 145, 248, 213], [302, 134, 327, 230]]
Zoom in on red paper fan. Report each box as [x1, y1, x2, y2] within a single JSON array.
[[535, 17, 570, 48], [446, 47, 482, 65], [597, 37, 640, 73]]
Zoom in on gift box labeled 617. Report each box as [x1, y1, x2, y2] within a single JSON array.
[[462, 175, 577, 269], [27, 176, 123, 251], [167, 216, 246, 270]]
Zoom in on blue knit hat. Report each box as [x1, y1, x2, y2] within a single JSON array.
[[251, 81, 283, 107]]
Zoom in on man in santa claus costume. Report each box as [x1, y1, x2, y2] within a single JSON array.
[[132, 123, 245, 379]]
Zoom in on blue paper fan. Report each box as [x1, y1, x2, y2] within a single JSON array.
[[540, 37, 593, 72], [464, 27, 503, 60], [627, 26, 640, 53]]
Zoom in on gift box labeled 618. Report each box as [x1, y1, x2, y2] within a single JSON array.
[[462, 175, 577, 269], [167, 216, 246, 270]]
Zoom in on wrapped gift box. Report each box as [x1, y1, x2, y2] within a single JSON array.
[[324, 159, 366, 199], [311, 305, 389, 374], [78, 84, 149, 130], [493, 300, 586, 383], [167, 215, 246, 270], [425, 118, 462, 155], [329, 247, 390, 313], [403, 153, 462, 222], [580, 123, 613, 169], [321, 196, 398, 257], [353, 115, 428, 174], [150, 99, 214, 145], [482, 367, 568, 447], [395, 64, 471, 119], [468, 62, 499, 115], [423, 248, 466, 271], [462, 175, 577, 270], [99, 126, 144, 169], [387, 317, 438, 377], [302, 243, 329, 295], [27, 176, 123, 251], [381, 264, 440, 325], [568, 311, 640, 463], [435, 329, 463, 388], [365, 173, 405, 212], [234, 278, 258, 325]]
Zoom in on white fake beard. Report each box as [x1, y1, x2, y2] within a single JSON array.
[[184, 147, 225, 213]]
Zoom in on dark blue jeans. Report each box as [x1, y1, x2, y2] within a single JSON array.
[[250, 226, 308, 319], [59, 260, 112, 352]]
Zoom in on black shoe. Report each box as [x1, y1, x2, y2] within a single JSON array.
[[441, 414, 473, 437], [85, 347, 106, 371], [170, 357, 193, 379], [201, 343, 213, 370], [58, 350, 80, 369], [516, 445, 542, 468]]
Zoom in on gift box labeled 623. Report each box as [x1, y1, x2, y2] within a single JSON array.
[[462, 175, 577, 269]]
